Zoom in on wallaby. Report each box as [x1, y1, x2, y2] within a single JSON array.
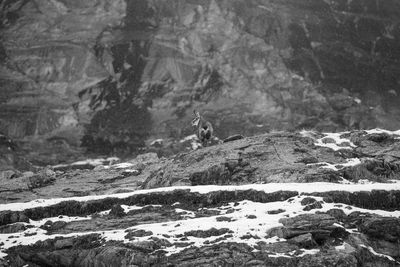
[[191, 110, 213, 147]]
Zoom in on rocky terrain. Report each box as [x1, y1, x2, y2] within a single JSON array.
[[1, 0, 400, 161], [1, 0, 400, 266], [0, 128, 400, 266]]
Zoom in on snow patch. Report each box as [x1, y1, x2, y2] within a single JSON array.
[[110, 163, 135, 169], [314, 132, 356, 151], [309, 158, 361, 172], [292, 249, 320, 257], [335, 243, 346, 251], [360, 245, 400, 264], [365, 128, 400, 136], [97, 204, 163, 215], [300, 130, 356, 151], [150, 139, 164, 146], [52, 157, 120, 170], [299, 130, 320, 139], [180, 134, 201, 150], [180, 134, 198, 143]]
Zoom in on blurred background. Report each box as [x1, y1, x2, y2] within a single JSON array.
[[1, 0, 400, 166]]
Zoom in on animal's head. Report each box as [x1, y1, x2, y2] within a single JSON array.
[[191, 110, 201, 127]]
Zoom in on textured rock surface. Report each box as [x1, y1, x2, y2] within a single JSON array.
[[1, 185, 399, 266], [1, 0, 400, 162], [0, 129, 399, 266], [1, 129, 400, 203]]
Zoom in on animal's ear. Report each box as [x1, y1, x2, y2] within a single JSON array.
[[193, 110, 200, 117]]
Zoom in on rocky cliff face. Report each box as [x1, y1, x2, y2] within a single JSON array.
[[1, 0, 400, 162]]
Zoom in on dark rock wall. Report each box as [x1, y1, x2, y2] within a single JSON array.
[[1, 0, 400, 160]]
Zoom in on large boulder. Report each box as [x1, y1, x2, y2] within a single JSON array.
[[267, 214, 349, 246], [358, 217, 400, 243]]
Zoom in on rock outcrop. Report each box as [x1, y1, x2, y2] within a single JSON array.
[[1, 129, 400, 203], [1, 0, 400, 161], [0, 129, 399, 266], [1, 184, 400, 266]]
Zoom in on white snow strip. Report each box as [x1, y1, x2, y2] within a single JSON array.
[[98, 205, 163, 215], [71, 159, 105, 166], [291, 249, 320, 257], [2, 182, 400, 212], [121, 205, 144, 213], [121, 204, 162, 213], [314, 132, 356, 151], [365, 128, 400, 136], [337, 158, 361, 168], [309, 158, 361, 171], [110, 163, 135, 169], [180, 134, 198, 143], [315, 142, 352, 151], [53, 157, 120, 169], [150, 139, 164, 146], [360, 245, 400, 263], [268, 253, 292, 258]]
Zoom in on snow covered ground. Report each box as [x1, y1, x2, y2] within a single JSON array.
[[1, 192, 400, 259], [1, 181, 400, 259], [2, 128, 400, 263]]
